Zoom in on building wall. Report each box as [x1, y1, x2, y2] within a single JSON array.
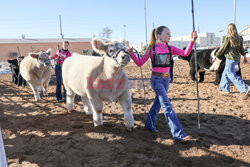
[[239, 26, 250, 47], [0, 41, 92, 62], [169, 41, 190, 49], [130, 42, 145, 52], [171, 32, 221, 48]]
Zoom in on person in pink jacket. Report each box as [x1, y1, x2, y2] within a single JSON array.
[[51, 41, 72, 102], [127, 26, 197, 142]]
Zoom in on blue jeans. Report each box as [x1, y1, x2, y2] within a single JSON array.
[[220, 59, 248, 93], [55, 65, 66, 101], [18, 73, 27, 86], [145, 75, 187, 141]]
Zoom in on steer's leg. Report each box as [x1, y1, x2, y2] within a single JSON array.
[[190, 68, 196, 82], [42, 79, 49, 96], [29, 83, 40, 101], [66, 89, 76, 111], [89, 97, 103, 127], [118, 90, 134, 131], [199, 72, 205, 83], [214, 70, 221, 85], [81, 97, 93, 115]]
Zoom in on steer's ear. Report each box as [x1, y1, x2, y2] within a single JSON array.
[[46, 48, 52, 56], [30, 53, 39, 59], [91, 38, 107, 55]]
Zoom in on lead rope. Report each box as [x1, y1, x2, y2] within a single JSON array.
[[133, 49, 155, 130]]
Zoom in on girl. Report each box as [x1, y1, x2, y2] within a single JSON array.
[[51, 41, 72, 102], [127, 26, 197, 142], [216, 23, 249, 99]]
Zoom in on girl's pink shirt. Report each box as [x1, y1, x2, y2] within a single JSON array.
[[130, 41, 194, 73], [52, 50, 72, 65]]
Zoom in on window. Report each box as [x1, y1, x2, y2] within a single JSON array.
[[10, 52, 18, 57]]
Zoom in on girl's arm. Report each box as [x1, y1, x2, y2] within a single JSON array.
[[216, 37, 229, 59], [129, 50, 152, 67], [51, 50, 59, 59], [171, 41, 194, 57]]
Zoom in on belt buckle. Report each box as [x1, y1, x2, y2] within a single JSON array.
[[161, 72, 169, 79]]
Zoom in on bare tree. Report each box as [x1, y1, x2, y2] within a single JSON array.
[[99, 27, 113, 39]]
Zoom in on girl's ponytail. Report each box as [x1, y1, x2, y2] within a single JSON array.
[[146, 28, 156, 57], [145, 26, 167, 57]]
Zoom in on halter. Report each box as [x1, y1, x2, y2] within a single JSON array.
[[107, 48, 129, 59], [106, 43, 129, 64], [37, 52, 51, 66]]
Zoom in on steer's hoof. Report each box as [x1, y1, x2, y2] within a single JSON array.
[[85, 110, 93, 115], [127, 127, 133, 132], [94, 122, 103, 127], [213, 82, 219, 85]]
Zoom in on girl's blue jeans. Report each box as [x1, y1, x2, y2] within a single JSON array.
[[145, 75, 187, 141], [55, 65, 66, 101], [220, 59, 248, 93]]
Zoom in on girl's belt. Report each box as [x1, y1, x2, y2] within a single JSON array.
[[152, 72, 170, 78]]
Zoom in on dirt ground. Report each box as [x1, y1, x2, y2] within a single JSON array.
[[0, 58, 250, 167]]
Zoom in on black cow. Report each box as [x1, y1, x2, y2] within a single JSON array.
[[179, 48, 241, 85], [7, 56, 25, 85], [8, 58, 19, 84]]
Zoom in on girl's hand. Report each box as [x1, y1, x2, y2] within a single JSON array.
[[191, 31, 198, 41], [243, 56, 248, 64], [127, 47, 134, 55], [212, 56, 217, 63]]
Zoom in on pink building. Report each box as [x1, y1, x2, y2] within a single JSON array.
[[0, 38, 92, 62]]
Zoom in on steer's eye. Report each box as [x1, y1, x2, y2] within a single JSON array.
[[108, 47, 115, 54]]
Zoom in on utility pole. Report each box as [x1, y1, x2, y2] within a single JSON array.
[[233, 0, 236, 24], [153, 22, 155, 29], [144, 0, 148, 48], [123, 24, 126, 41], [59, 15, 64, 39]]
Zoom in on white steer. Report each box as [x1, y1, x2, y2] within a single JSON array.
[[62, 38, 134, 131], [20, 49, 52, 101]]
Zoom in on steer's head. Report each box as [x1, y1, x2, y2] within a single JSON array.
[[92, 38, 131, 68], [30, 48, 52, 67]]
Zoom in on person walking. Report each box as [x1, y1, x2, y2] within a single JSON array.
[[127, 26, 197, 142], [216, 23, 249, 99]]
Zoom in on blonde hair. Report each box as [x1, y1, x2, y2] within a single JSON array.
[[146, 26, 169, 57], [226, 23, 241, 48]]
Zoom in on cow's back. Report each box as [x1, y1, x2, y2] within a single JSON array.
[[62, 54, 104, 96]]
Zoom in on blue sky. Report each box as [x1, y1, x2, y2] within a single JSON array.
[[1, 0, 249, 43]]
